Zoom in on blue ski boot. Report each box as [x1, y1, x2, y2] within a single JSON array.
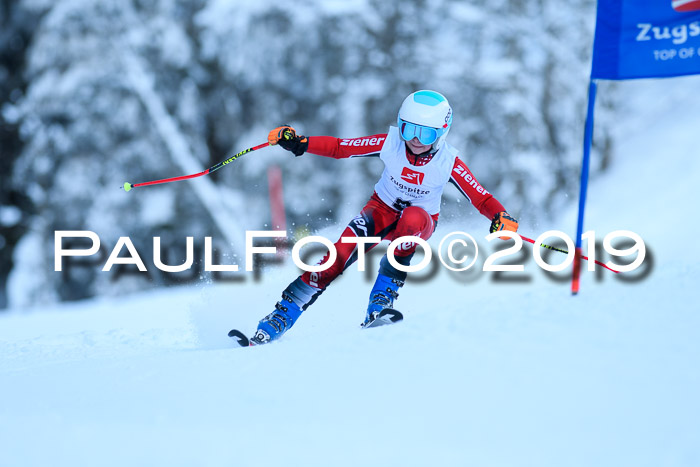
[[251, 296, 302, 344], [362, 273, 404, 327], [251, 278, 321, 344]]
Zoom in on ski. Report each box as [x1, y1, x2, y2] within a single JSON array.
[[361, 308, 403, 329], [227, 329, 251, 347]]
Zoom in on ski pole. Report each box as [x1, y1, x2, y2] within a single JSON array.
[[519, 234, 620, 274], [122, 142, 270, 192]]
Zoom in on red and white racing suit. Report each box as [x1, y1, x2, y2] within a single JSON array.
[[299, 126, 507, 290]]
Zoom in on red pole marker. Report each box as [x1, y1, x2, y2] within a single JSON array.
[[267, 164, 287, 257]]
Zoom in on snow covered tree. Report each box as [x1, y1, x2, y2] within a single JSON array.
[[0, 0, 38, 309], [8, 0, 226, 306]]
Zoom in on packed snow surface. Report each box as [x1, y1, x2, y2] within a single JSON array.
[[2, 77, 699, 466]]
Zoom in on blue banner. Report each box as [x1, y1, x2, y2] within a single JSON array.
[[592, 0, 700, 79]]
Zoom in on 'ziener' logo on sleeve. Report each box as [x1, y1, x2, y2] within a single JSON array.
[[453, 164, 490, 195], [340, 137, 385, 147]]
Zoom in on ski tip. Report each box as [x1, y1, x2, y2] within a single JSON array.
[[123, 182, 133, 192], [362, 308, 404, 328], [228, 329, 251, 347]]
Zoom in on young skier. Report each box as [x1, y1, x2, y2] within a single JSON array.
[[250, 90, 518, 344]]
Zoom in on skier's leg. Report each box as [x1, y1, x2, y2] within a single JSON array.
[[252, 277, 322, 344], [252, 229, 367, 344], [364, 206, 436, 325], [253, 196, 397, 343]]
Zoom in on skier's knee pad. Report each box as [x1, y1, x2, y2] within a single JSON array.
[[395, 206, 433, 238]]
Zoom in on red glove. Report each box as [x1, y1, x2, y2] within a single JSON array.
[[490, 211, 519, 239]]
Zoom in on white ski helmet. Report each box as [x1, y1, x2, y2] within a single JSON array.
[[397, 90, 453, 153]]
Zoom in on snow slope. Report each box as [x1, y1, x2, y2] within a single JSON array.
[[1, 77, 700, 467]]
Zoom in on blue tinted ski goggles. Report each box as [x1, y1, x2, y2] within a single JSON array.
[[398, 118, 445, 146]]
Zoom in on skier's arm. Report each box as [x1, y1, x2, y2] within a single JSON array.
[[307, 135, 387, 159], [269, 125, 386, 159], [449, 157, 506, 219], [449, 157, 519, 236]]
